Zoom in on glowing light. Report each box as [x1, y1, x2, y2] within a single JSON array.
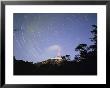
[[57, 47, 61, 57], [13, 13, 97, 63]]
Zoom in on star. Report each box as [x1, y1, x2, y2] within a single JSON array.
[[13, 13, 97, 63]]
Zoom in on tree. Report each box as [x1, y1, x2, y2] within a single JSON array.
[[61, 56, 66, 61], [90, 25, 97, 45], [87, 25, 97, 58], [75, 44, 88, 59], [89, 25, 97, 52], [74, 55, 81, 62], [65, 55, 71, 61], [74, 25, 97, 61], [75, 44, 88, 52]]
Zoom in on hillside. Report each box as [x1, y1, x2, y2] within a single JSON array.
[[14, 55, 97, 75]]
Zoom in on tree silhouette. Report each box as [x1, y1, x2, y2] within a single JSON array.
[[75, 44, 87, 51], [65, 55, 71, 61], [75, 44, 88, 59], [90, 25, 97, 44], [74, 55, 81, 62], [74, 25, 97, 61], [61, 56, 66, 61], [89, 25, 97, 52], [86, 25, 97, 59]]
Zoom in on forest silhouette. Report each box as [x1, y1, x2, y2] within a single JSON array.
[[14, 25, 97, 75]]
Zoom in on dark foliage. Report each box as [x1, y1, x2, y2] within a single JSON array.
[[74, 25, 97, 74], [14, 54, 97, 75]]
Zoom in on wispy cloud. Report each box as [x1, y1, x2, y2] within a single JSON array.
[[47, 45, 61, 51]]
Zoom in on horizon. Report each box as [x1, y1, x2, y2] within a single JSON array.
[[13, 13, 97, 63]]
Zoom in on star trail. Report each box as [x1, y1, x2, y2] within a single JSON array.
[[13, 13, 97, 63]]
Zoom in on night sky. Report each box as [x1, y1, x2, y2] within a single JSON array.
[[13, 13, 97, 63]]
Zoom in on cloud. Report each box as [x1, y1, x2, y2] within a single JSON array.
[[47, 45, 61, 51]]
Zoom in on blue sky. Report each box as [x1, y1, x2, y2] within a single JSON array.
[[13, 13, 97, 63]]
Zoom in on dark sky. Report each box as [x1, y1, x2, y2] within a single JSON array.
[[13, 13, 97, 63]]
